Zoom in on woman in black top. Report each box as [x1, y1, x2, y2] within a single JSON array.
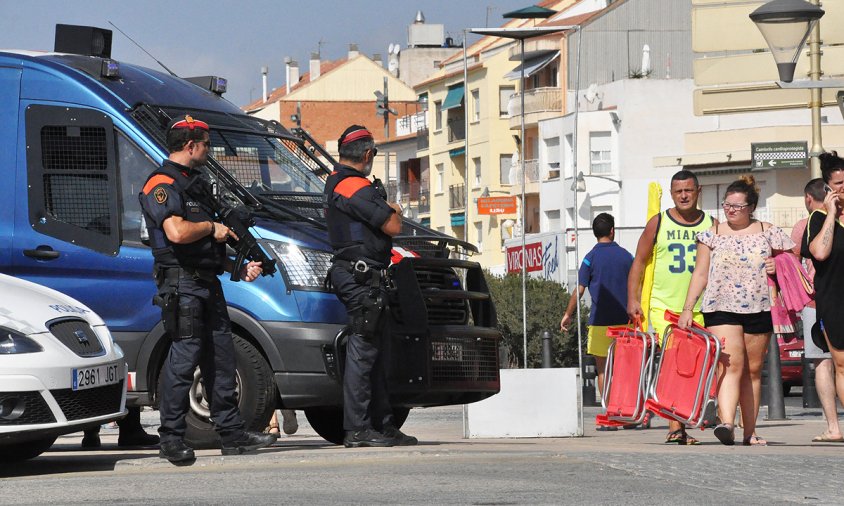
[[802, 152, 844, 421]]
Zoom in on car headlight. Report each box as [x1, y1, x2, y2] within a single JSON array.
[[262, 241, 333, 290], [0, 327, 43, 354]]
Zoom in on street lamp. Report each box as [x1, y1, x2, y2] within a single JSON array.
[[571, 171, 623, 192], [750, 0, 826, 177], [749, 0, 824, 83]]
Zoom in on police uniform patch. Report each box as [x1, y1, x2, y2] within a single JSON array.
[[153, 187, 168, 204]]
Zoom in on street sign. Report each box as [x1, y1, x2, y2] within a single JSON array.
[[477, 196, 517, 215], [751, 141, 808, 170]]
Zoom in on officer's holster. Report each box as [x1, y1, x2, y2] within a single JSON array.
[[333, 259, 388, 340], [152, 266, 206, 340]]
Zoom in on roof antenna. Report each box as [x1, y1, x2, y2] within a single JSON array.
[[108, 21, 178, 77]]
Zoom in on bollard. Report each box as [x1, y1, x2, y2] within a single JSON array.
[[582, 355, 599, 406], [541, 331, 553, 368], [802, 357, 821, 409], [765, 334, 787, 420]]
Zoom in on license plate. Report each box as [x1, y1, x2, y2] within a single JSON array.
[[72, 362, 121, 391], [433, 342, 463, 361], [788, 350, 802, 358]]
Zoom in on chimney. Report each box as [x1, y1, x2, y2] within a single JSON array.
[[414, 10, 425, 24], [261, 66, 268, 103], [348, 43, 359, 59], [309, 52, 321, 81], [372, 53, 383, 67], [287, 60, 299, 94]]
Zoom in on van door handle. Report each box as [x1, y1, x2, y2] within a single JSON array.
[[23, 247, 60, 260]]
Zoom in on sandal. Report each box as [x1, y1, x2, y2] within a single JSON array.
[[812, 433, 844, 443], [743, 435, 767, 446], [665, 429, 700, 445], [264, 422, 280, 435], [713, 423, 735, 446]]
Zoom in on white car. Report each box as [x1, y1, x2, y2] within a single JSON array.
[[0, 273, 127, 461]]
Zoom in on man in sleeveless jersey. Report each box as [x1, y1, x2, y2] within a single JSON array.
[[627, 170, 716, 445]]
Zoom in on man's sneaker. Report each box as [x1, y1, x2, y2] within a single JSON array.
[[382, 426, 418, 446], [118, 430, 160, 448], [343, 428, 395, 448], [159, 440, 195, 464], [221, 431, 278, 455], [281, 409, 299, 435]]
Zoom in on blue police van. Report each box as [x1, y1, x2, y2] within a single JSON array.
[[0, 25, 500, 446]]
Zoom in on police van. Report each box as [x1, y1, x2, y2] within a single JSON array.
[[0, 25, 500, 447], [0, 273, 127, 462]]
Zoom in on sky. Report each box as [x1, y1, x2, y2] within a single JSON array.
[[3, 0, 538, 107]]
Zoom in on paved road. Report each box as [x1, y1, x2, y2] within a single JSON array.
[[1, 399, 843, 505]]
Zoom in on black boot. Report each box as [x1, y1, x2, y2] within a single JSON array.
[[220, 431, 277, 455], [117, 406, 160, 447], [343, 428, 395, 448], [159, 440, 195, 464], [81, 428, 101, 449]]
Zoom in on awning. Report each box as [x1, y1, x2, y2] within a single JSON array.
[[505, 51, 559, 81], [449, 147, 465, 157], [441, 84, 465, 111], [450, 213, 465, 227]]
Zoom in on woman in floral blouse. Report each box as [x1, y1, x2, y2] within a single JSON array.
[[679, 175, 794, 446]]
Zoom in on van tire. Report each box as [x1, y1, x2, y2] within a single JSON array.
[[304, 406, 410, 445], [0, 436, 57, 462], [158, 332, 277, 449]]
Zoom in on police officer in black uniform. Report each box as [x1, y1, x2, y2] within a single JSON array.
[[139, 115, 277, 464], [325, 125, 417, 448]]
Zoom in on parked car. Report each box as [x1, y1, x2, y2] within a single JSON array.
[[0, 273, 127, 462], [779, 333, 803, 396]]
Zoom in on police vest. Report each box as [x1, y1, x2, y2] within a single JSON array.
[[324, 165, 392, 266], [139, 161, 225, 270]]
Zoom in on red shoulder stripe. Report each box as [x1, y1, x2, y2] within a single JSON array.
[[143, 174, 175, 195], [334, 177, 370, 198]]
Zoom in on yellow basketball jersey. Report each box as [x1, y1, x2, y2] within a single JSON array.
[[651, 210, 713, 311]]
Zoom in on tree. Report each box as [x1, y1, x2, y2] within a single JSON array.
[[485, 271, 588, 368]]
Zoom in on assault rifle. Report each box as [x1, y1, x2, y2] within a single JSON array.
[[187, 175, 277, 282]]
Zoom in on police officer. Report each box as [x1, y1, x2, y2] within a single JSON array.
[[139, 115, 277, 464], [325, 125, 417, 448]]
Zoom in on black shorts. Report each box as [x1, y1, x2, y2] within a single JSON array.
[[702, 311, 773, 334]]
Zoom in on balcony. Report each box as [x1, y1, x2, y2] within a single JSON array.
[[508, 40, 559, 61], [418, 189, 430, 214], [396, 111, 427, 137], [417, 128, 429, 150], [508, 159, 541, 196], [449, 184, 465, 210], [507, 87, 562, 129], [447, 117, 465, 143], [387, 181, 422, 204]]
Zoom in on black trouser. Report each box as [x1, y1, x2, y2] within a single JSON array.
[[329, 266, 394, 432], [157, 273, 245, 444]]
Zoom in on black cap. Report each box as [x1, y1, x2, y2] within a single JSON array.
[[338, 125, 373, 146]]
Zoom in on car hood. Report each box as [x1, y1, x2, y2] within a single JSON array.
[[0, 273, 104, 335], [253, 217, 331, 252]]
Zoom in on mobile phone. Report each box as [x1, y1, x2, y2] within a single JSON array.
[[824, 184, 833, 193]]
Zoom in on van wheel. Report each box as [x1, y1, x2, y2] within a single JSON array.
[[157, 333, 276, 449], [0, 436, 57, 462], [305, 406, 411, 445]]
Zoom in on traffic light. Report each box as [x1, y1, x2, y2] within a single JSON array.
[[375, 90, 388, 117]]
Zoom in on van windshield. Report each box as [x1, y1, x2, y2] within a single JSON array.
[[131, 105, 327, 195]]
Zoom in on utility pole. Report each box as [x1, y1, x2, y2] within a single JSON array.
[[375, 77, 397, 194]]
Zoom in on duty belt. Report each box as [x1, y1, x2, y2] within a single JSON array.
[[155, 265, 219, 283], [331, 258, 387, 287]]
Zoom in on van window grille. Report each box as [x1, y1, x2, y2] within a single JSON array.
[[40, 126, 112, 236]]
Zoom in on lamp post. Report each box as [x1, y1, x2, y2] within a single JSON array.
[[470, 25, 572, 369], [750, 0, 825, 177]]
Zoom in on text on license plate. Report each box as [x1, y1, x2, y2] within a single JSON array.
[[433, 342, 463, 361], [788, 350, 802, 358], [72, 363, 121, 391]]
